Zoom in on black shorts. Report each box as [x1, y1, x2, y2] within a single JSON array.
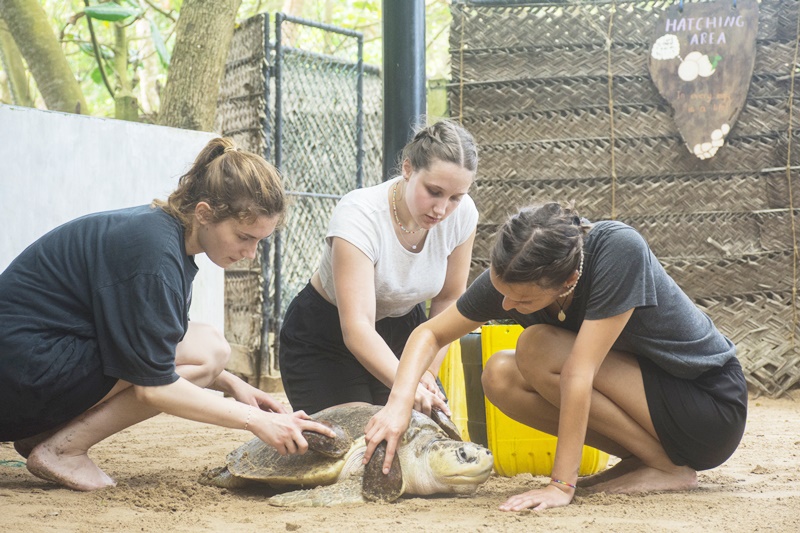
[[640, 356, 747, 471], [278, 282, 426, 415], [0, 345, 118, 441]]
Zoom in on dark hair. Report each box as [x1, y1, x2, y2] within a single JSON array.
[[490, 202, 589, 289], [153, 137, 285, 234], [401, 119, 478, 174]]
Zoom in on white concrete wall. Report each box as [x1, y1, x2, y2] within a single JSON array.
[[0, 105, 224, 331]]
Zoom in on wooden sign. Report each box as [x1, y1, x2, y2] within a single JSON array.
[[649, 0, 759, 159]]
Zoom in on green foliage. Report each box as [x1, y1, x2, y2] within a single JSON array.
[[83, 5, 141, 22], [90, 66, 104, 84], [148, 19, 170, 68], [2, 0, 452, 118]]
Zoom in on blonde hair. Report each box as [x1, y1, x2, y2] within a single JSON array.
[[153, 137, 285, 234]]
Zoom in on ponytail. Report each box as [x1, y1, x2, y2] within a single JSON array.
[[153, 137, 285, 234]]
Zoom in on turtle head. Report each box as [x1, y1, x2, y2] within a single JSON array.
[[398, 433, 494, 496]]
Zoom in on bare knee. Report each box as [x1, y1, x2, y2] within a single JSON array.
[[515, 324, 572, 389], [176, 322, 231, 386], [205, 326, 231, 374], [482, 350, 520, 407]]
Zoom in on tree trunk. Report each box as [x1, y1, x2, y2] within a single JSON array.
[[157, 0, 242, 130], [0, 0, 88, 113], [0, 16, 32, 107], [0, 71, 10, 104], [113, 22, 138, 122]]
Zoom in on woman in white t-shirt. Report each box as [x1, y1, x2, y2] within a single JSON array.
[[279, 120, 479, 415]]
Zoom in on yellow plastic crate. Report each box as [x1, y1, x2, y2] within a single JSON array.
[[481, 324, 609, 477], [437, 340, 471, 441]]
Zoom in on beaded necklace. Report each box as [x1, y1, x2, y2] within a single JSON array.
[[391, 181, 426, 250], [392, 181, 421, 234], [554, 249, 585, 322]]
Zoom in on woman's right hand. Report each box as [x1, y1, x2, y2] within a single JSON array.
[[363, 402, 412, 475], [251, 410, 336, 456]]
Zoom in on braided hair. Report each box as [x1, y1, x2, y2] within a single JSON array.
[[400, 119, 478, 174], [491, 202, 590, 290]]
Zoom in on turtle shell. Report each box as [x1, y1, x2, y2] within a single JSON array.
[[224, 404, 443, 487]]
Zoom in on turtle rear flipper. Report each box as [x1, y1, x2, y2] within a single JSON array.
[[303, 420, 352, 458], [268, 479, 365, 507], [198, 466, 254, 489], [362, 441, 403, 502]]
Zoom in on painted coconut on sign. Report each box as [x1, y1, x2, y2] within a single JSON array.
[[649, 0, 759, 160]]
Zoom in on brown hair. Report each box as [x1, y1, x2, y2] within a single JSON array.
[[153, 137, 285, 234], [490, 202, 590, 290], [401, 119, 478, 174]]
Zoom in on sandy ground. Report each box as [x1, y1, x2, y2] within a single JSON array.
[[2, 391, 799, 533]]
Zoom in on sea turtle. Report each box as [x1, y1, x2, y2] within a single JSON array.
[[199, 404, 494, 507]]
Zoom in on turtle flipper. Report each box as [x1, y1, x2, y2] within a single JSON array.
[[362, 441, 403, 502], [198, 466, 254, 489], [430, 409, 462, 441], [303, 420, 352, 458], [268, 479, 365, 507]]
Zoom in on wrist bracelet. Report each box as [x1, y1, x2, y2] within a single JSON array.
[[550, 478, 576, 490], [244, 405, 253, 431]]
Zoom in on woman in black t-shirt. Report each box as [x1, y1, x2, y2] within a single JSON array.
[[0, 138, 334, 491], [362, 202, 747, 512]]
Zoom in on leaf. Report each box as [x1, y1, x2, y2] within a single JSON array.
[[83, 5, 140, 22], [149, 19, 171, 68], [77, 42, 95, 57], [77, 41, 115, 60], [90, 67, 104, 85]]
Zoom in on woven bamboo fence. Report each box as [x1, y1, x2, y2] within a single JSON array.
[[213, 14, 270, 382], [450, 0, 800, 396]]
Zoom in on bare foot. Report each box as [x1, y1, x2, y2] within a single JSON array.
[[26, 442, 116, 491], [13, 426, 63, 458], [578, 456, 643, 488], [584, 464, 697, 495]]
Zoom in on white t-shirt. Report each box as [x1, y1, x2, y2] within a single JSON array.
[[318, 176, 479, 320]]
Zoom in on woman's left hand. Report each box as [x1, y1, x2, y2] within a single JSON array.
[[230, 377, 289, 414], [498, 484, 574, 512]]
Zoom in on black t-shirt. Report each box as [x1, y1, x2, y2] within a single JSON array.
[[456, 221, 736, 379], [0, 205, 197, 391]]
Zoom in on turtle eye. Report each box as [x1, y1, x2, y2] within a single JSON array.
[[456, 446, 475, 463]]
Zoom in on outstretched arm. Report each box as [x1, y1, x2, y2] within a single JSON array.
[[135, 378, 335, 455], [499, 309, 634, 512], [210, 370, 289, 414], [363, 303, 484, 474], [330, 237, 446, 410], [425, 228, 476, 382]]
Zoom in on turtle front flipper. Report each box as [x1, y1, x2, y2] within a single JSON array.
[[430, 409, 462, 441], [268, 478, 365, 507], [362, 441, 403, 502], [303, 420, 352, 458]]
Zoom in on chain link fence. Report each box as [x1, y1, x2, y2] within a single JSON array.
[[215, 13, 382, 387]]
